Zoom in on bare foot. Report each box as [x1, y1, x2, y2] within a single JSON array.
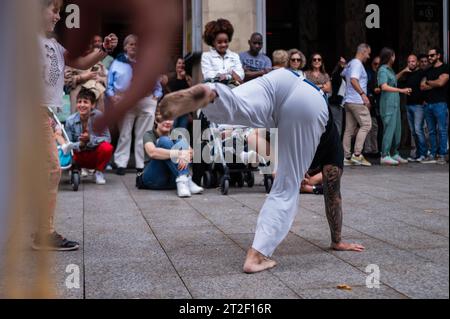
[[331, 241, 365, 252], [158, 84, 214, 120], [243, 248, 277, 274]]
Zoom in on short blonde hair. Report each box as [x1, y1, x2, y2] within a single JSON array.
[[272, 50, 288, 67]]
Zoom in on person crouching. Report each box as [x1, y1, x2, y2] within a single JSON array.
[[65, 88, 114, 185]]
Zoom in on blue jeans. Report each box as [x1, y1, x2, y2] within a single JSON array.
[[424, 102, 448, 157], [141, 136, 190, 190], [407, 104, 427, 158]]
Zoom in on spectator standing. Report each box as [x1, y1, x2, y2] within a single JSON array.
[[364, 56, 382, 156], [165, 57, 193, 129], [397, 55, 428, 162], [305, 53, 332, 94], [287, 49, 306, 77], [341, 43, 373, 166], [107, 35, 162, 175], [201, 19, 244, 86], [378, 47, 412, 166], [92, 35, 114, 70], [239, 33, 272, 82], [328, 57, 347, 137], [36, 0, 117, 251], [420, 48, 449, 164], [272, 50, 289, 70]]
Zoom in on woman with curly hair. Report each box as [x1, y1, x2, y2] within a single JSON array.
[[201, 19, 245, 86]]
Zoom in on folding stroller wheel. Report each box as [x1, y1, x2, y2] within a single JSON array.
[[246, 171, 255, 188], [264, 175, 273, 194], [71, 171, 80, 192], [220, 177, 229, 195]]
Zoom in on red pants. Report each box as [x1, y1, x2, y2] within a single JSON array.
[[73, 142, 114, 172]]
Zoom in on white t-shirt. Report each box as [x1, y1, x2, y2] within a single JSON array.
[[342, 58, 368, 105], [39, 35, 66, 110]]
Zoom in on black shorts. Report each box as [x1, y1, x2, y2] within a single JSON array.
[[309, 106, 344, 171]]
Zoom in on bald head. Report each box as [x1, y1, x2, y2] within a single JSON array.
[[407, 54, 418, 71]]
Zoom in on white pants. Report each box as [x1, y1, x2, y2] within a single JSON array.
[[204, 69, 328, 257], [114, 97, 157, 169]]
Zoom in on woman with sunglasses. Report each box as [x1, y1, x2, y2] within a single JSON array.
[[287, 49, 306, 77], [305, 53, 332, 94]]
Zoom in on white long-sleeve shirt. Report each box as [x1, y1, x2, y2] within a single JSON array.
[[201, 48, 245, 81]]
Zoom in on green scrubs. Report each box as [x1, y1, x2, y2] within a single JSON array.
[[378, 65, 401, 157]]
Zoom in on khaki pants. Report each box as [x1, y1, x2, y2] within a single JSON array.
[[343, 103, 372, 158], [42, 110, 60, 234], [114, 98, 157, 169]]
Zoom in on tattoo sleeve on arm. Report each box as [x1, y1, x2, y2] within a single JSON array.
[[322, 165, 343, 244]]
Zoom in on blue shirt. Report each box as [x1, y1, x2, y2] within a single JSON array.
[[239, 51, 272, 72], [107, 54, 162, 98]]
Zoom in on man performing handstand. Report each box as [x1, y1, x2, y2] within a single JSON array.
[[159, 66, 365, 274]]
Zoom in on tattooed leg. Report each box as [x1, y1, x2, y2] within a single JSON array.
[[322, 164, 365, 252]]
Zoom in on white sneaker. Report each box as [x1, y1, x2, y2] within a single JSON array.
[[95, 171, 106, 185], [81, 168, 89, 178], [61, 143, 74, 155], [176, 175, 191, 198], [188, 176, 204, 194], [380, 156, 399, 166]]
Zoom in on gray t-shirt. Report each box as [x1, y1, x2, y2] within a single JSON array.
[[143, 130, 158, 164], [239, 51, 272, 72]]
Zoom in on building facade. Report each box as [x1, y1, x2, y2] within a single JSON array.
[[184, 0, 449, 70]]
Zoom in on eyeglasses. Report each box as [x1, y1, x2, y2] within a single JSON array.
[[313, 58, 322, 62], [428, 54, 437, 58], [291, 58, 302, 62]]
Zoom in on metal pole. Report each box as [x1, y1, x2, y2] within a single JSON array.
[[443, 0, 449, 63], [192, 0, 203, 52], [256, 0, 267, 53]]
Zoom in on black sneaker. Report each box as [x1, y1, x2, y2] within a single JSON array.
[[116, 167, 126, 176], [313, 185, 324, 195], [32, 232, 80, 251]]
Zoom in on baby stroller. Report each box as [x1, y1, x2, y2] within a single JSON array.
[[47, 107, 81, 192], [199, 112, 274, 195]]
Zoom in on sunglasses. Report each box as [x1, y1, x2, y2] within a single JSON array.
[[428, 54, 437, 58], [291, 58, 302, 62], [313, 58, 322, 62]]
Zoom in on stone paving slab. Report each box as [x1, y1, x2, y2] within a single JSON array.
[[48, 164, 449, 299]]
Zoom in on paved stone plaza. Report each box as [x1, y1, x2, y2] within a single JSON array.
[[51, 163, 448, 299]]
